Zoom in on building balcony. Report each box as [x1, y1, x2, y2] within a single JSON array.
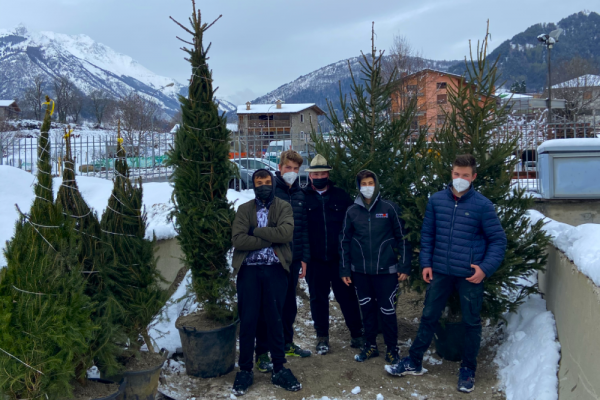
[[246, 120, 291, 128]]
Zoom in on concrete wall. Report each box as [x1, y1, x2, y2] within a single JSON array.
[[533, 199, 600, 226], [155, 238, 186, 291], [538, 246, 600, 400]]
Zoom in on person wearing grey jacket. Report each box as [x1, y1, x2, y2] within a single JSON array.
[[339, 170, 412, 366]]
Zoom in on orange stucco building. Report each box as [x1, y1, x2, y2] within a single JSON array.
[[391, 69, 466, 135]]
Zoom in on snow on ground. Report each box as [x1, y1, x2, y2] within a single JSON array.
[[528, 210, 600, 286], [494, 294, 560, 400]]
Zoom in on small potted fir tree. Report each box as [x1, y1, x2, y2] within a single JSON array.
[[166, 0, 238, 379]]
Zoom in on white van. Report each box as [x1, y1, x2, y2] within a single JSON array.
[[264, 140, 292, 162]]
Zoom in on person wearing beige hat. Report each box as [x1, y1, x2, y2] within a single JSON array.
[[302, 155, 364, 355]]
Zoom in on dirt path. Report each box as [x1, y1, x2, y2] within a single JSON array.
[[159, 285, 506, 400]]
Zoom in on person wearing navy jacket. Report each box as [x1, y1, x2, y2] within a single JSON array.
[[339, 170, 412, 367], [386, 154, 507, 395]]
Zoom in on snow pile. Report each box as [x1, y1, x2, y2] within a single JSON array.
[[351, 386, 361, 394], [527, 210, 600, 286], [495, 294, 560, 400]]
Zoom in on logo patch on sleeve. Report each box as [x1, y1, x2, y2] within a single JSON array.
[[375, 213, 389, 218]]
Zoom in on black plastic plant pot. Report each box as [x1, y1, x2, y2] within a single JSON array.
[[87, 378, 126, 400], [177, 318, 239, 378], [120, 353, 166, 400], [433, 321, 465, 362]]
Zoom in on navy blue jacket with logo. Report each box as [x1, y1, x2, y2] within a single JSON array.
[[419, 184, 507, 278], [339, 172, 412, 277]]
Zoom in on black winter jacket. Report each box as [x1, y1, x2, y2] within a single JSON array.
[[339, 171, 412, 277], [274, 172, 310, 263], [303, 182, 353, 262]]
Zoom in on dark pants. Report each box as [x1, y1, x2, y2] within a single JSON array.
[[237, 263, 288, 372], [353, 272, 399, 349], [306, 259, 363, 339], [255, 260, 301, 357], [409, 272, 484, 371]]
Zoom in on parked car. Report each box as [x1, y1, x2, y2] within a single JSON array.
[[229, 158, 276, 190]]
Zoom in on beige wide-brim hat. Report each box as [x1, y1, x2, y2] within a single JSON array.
[[305, 154, 333, 172]]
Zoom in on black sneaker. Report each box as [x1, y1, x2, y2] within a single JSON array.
[[285, 342, 312, 358], [271, 367, 302, 392], [350, 336, 365, 349], [385, 346, 400, 365], [316, 337, 329, 355], [385, 356, 425, 377], [354, 343, 379, 362], [458, 367, 475, 393], [232, 370, 253, 396], [255, 352, 273, 373]]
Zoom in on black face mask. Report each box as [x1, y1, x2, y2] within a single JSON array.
[[254, 185, 273, 202], [312, 178, 329, 190]]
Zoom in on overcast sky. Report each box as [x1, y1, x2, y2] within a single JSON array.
[[1, 0, 595, 104]]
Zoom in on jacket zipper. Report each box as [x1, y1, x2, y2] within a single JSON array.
[[321, 196, 328, 261], [446, 199, 458, 274], [369, 210, 373, 274]]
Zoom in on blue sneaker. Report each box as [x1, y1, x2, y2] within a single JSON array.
[[458, 367, 475, 393], [385, 356, 424, 377]]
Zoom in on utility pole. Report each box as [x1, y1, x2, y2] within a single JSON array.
[[538, 28, 563, 126]]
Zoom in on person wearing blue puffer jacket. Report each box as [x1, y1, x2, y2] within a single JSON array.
[[386, 154, 507, 395]]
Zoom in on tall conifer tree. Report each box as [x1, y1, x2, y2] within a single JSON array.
[[0, 97, 94, 399], [167, 1, 236, 323], [99, 124, 165, 353]]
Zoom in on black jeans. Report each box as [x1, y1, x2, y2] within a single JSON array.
[[306, 259, 363, 339], [409, 272, 484, 371], [352, 272, 399, 349], [255, 260, 301, 357], [237, 263, 288, 372]]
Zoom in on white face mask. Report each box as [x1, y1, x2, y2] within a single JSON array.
[[282, 172, 298, 185], [360, 186, 375, 199], [453, 178, 471, 193]]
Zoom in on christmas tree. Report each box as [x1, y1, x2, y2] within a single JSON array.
[[0, 97, 95, 399], [430, 25, 551, 318], [167, 1, 236, 323], [56, 126, 124, 375], [312, 24, 431, 279], [99, 123, 166, 353]]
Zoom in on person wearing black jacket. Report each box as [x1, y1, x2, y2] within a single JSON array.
[[340, 170, 412, 366], [303, 155, 364, 355], [255, 150, 311, 373]]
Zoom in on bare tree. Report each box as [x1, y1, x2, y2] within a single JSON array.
[[69, 90, 85, 123], [53, 75, 77, 123], [22, 75, 46, 120], [116, 92, 160, 155], [0, 113, 18, 162], [90, 89, 114, 127], [552, 57, 600, 121]]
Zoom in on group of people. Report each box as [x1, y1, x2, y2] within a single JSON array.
[[230, 150, 507, 396]]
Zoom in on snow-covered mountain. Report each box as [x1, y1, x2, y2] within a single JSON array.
[[0, 26, 236, 116]]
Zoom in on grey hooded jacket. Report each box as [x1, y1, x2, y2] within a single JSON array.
[[339, 170, 412, 277]]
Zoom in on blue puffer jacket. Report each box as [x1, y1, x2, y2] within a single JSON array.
[[419, 184, 507, 278]]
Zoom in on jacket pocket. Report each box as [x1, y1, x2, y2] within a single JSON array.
[[377, 239, 397, 270]]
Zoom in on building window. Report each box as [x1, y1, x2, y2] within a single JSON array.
[[300, 114, 304, 123], [437, 94, 447, 104], [300, 131, 305, 139], [437, 114, 446, 125], [437, 82, 447, 89], [410, 119, 418, 130], [309, 114, 312, 124]]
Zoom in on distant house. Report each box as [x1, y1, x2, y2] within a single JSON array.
[[236, 100, 325, 158], [552, 74, 600, 122], [0, 100, 21, 119]]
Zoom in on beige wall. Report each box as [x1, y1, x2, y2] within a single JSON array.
[[533, 199, 600, 226], [155, 238, 186, 291], [539, 246, 600, 400]]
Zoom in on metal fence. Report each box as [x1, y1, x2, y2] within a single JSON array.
[[0, 133, 175, 182]]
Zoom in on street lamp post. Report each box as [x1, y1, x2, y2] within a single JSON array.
[[537, 28, 563, 125]]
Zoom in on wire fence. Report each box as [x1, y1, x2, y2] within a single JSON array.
[[0, 133, 175, 182], [1, 121, 598, 193]]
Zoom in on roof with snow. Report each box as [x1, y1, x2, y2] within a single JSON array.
[[0, 100, 18, 107], [401, 68, 465, 81], [237, 103, 325, 115], [553, 74, 600, 89]]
